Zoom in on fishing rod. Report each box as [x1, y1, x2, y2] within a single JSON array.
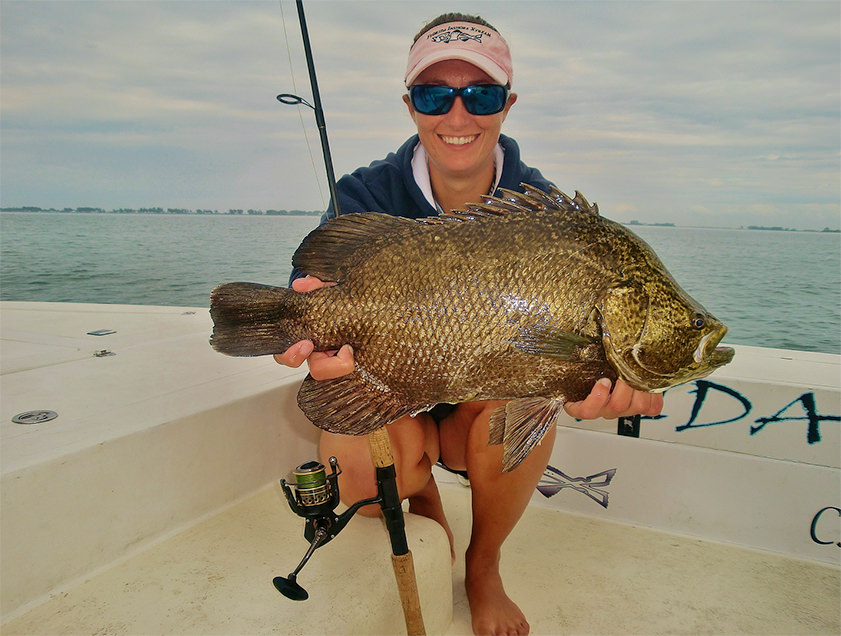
[[277, 0, 341, 219], [273, 3, 425, 634]]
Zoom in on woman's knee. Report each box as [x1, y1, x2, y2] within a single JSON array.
[[319, 431, 378, 508], [317, 414, 439, 509], [439, 400, 507, 470], [386, 413, 438, 498]]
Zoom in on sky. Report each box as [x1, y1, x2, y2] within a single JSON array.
[[1, 0, 839, 230]]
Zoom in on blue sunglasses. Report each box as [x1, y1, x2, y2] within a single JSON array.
[[408, 84, 509, 116]]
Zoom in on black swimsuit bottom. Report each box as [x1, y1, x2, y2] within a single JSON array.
[[427, 403, 469, 479]]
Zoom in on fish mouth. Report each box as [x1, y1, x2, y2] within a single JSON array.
[[708, 344, 736, 368], [608, 323, 735, 393], [693, 325, 734, 368]]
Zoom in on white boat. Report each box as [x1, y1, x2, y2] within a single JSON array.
[[1, 301, 839, 635]]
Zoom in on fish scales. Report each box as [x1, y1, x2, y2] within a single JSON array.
[[210, 185, 734, 471], [301, 210, 605, 401]]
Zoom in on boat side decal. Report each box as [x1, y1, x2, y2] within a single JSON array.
[[537, 466, 616, 508]]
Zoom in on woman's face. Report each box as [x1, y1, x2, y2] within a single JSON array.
[[403, 59, 517, 183]]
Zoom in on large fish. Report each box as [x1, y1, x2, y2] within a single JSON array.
[[210, 185, 734, 471]]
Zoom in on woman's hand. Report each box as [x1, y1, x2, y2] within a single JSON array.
[[564, 378, 664, 420], [272, 276, 355, 380]]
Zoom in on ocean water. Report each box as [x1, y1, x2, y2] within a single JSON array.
[[1, 212, 839, 355]]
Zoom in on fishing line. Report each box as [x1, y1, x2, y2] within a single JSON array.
[[278, 0, 327, 211], [267, 4, 421, 632]]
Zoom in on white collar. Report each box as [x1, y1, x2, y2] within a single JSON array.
[[411, 142, 504, 213]]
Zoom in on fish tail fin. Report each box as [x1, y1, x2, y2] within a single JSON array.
[[209, 282, 309, 357]]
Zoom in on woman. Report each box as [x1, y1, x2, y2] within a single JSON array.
[[277, 13, 663, 635]]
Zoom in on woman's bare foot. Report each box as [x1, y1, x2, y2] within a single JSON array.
[[465, 548, 529, 635], [408, 474, 456, 564]]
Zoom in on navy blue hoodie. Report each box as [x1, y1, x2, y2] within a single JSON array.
[[290, 133, 554, 283]]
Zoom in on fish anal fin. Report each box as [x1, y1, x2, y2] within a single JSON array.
[[488, 405, 506, 445], [297, 372, 411, 435], [495, 397, 565, 472]]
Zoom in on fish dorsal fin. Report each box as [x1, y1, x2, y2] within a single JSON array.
[[488, 397, 565, 472], [293, 185, 600, 282], [292, 212, 416, 282], [440, 184, 600, 220], [460, 202, 510, 217], [484, 184, 600, 217], [417, 204, 508, 225], [493, 187, 546, 212], [297, 371, 413, 435], [464, 194, 533, 214]]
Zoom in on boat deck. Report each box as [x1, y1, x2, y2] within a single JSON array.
[[3, 474, 838, 635], [2, 301, 839, 635]]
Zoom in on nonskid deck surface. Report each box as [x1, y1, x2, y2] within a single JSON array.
[[2, 303, 839, 634], [3, 479, 838, 636]]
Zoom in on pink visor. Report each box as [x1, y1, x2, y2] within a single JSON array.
[[405, 21, 513, 87]]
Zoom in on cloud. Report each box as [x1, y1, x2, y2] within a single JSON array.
[[1, 0, 838, 228]]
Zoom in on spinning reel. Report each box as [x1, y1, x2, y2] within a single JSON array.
[[274, 456, 385, 601]]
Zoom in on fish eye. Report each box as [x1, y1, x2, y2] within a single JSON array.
[[691, 314, 706, 329]]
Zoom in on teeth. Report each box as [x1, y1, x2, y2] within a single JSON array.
[[442, 135, 477, 145]]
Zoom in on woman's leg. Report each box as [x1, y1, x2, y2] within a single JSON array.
[[440, 401, 556, 636], [318, 413, 454, 554]]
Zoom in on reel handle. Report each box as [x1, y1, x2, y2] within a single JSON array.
[[273, 525, 328, 601]]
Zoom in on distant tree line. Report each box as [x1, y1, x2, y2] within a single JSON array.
[[2, 207, 838, 231], [627, 220, 676, 227], [741, 225, 840, 233], [0, 206, 322, 216]]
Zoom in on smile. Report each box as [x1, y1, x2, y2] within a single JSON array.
[[441, 135, 478, 146]]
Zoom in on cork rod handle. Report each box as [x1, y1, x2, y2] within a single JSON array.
[[367, 427, 426, 636]]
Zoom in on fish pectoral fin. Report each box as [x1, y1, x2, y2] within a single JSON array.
[[490, 397, 565, 472], [297, 372, 411, 435], [512, 324, 591, 360]]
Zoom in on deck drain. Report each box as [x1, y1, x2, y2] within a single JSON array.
[[12, 410, 58, 425]]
